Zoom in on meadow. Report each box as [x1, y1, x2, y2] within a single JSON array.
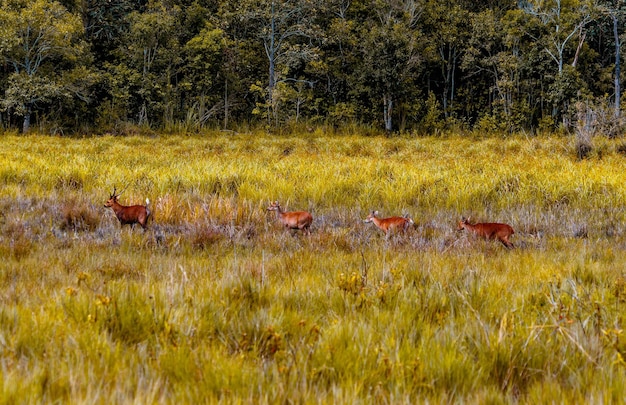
[[0, 131, 625, 404]]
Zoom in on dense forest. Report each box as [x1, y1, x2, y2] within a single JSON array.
[[0, 0, 625, 135]]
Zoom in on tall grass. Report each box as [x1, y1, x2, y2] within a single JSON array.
[[0, 132, 625, 403]]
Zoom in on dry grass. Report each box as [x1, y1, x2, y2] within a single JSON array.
[[0, 131, 625, 403]]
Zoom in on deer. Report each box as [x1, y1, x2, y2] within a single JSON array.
[[266, 201, 313, 235], [363, 211, 414, 236], [457, 216, 515, 249], [104, 186, 151, 230]]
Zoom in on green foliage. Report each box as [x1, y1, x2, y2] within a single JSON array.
[[0, 0, 87, 132], [421, 92, 445, 134], [184, 24, 225, 91], [0, 0, 623, 134], [2, 73, 60, 116]]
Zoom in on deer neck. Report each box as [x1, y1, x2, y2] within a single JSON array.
[[372, 217, 384, 228], [275, 207, 287, 221], [111, 201, 126, 215]]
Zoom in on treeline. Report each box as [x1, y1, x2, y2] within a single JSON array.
[[0, 0, 625, 135]]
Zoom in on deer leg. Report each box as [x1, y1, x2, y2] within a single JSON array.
[[500, 238, 514, 249]]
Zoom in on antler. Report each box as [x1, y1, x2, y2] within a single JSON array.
[[117, 184, 130, 197]]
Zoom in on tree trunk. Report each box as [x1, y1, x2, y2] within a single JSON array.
[[571, 29, 586, 68], [268, 2, 276, 103], [383, 94, 393, 132], [613, 13, 621, 120], [441, 46, 457, 119], [22, 105, 31, 133], [223, 79, 229, 130], [266, 3, 277, 127]]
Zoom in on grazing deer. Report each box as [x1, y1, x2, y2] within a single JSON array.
[[364, 211, 414, 236], [266, 201, 313, 235], [104, 187, 151, 230], [457, 216, 514, 249]]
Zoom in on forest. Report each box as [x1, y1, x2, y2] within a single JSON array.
[[1, 0, 625, 136]]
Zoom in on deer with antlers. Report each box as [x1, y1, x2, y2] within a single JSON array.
[[104, 186, 151, 230]]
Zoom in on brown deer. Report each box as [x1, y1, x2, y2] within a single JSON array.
[[266, 201, 313, 235], [364, 211, 414, 236], [104, 187, 151, 230], [457, 216, 514, 249]]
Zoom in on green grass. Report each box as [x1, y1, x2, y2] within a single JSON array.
[[0, 131, 625, 403]]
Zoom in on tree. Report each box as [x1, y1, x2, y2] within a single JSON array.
[[357, 0, 423, 131], [520, 0, 597, 74], [81, 0, 135, 63], [183, 23, 227, 128], [598, 0, 626, 121], [237, 0, 323, 126], [423, 0, 471, 120], [463, 6, 531, 132], [314, 0, 361, 125], [520, 0, 599, 124], [611, 9, 620, 119], [0, 0, 86, 132], [115, 1, 181, 127]]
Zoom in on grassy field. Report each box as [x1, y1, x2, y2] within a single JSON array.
[[0, 131, 625, 403]]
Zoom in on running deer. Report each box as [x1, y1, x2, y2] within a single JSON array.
[[457, 216, 514, 249], [104, 187, 151, 230], [364, 211, 414, 236], [266, 201, 313, 235]]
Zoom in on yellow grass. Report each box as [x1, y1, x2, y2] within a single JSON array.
[[0, 131, 625, 403]]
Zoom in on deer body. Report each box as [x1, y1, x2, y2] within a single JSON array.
[[105, 188, 151, 230], [457, 217, 514, 249], [267, 201, 313, 234], [364, 211, 414, 235]]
